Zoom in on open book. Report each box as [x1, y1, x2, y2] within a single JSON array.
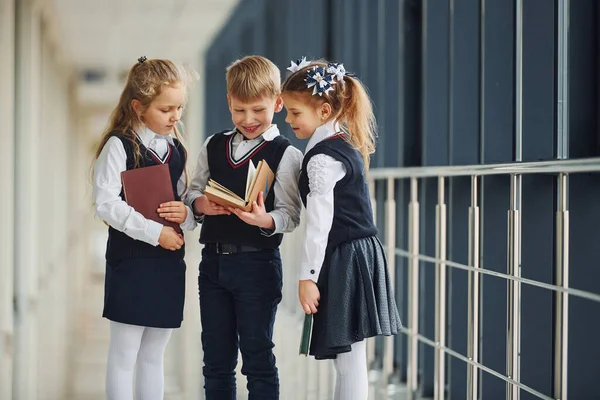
[[204, 159, 275, 212]]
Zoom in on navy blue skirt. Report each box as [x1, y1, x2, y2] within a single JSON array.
[[103, 257, 186, 329], [309, 236, 402, 359]]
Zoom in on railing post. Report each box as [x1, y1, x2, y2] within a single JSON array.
[[554, 0, 569, 393], [556, 0, 569, 160], [384, 178, 397, 385], [514, 0, 523, 162], [554, 173, 569, 400], [509, 0, 523, 393], [434, 177, 447, 400], [506, 174, 522, 400], [467, 176, 481, 400], [369, 178, 377, 223], [407, 178, 420, 400], [367, 178, 376, 370]]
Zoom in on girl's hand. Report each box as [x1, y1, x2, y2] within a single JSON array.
[[158, 226, 184, 250], [299, 280, 320, 314], [194, 195, 231, 216], [158, 201, 188, 224], [229, 192, 274, 229]]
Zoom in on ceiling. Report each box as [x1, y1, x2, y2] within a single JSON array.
[[47, 0, 240, 107]]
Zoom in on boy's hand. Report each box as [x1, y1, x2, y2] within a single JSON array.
[[158, 201, 188, 224], [299, 280, 320, 314], [229, 192, 274, 229], [158, 226, 184, 250], [194, 195, 231, 216]]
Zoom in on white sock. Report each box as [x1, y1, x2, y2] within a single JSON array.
[[333, 340, 368, 400], [106, 321, 145, 400], [134, 327, 172, 400]]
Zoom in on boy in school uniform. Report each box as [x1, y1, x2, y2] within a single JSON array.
[[185, 55, 303, 399]]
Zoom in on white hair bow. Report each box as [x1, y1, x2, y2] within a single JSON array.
[[287, 56, 311, 73]]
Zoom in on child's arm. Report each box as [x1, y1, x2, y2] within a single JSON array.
[[298, 153, 346, 314], [93, 137, 164, 246], [157, 173, 198, 231], [182, 135, 230, 220], [266, 146, 303, 234], [183, 139, 210, 214], [299, 153, 347, 282]]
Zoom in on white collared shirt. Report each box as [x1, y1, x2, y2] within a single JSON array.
[[184, 124, 303, 235], [300, 120, 347, 282], [93, 127, 196, 247]]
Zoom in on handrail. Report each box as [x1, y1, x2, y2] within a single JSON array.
[[368, 157, 600, 179], [393, 248, 600, 304], [364, 156, 600, 399], [406, 332, 554, 400]]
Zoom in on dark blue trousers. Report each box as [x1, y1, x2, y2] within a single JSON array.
[[198, 247, 283, 400]]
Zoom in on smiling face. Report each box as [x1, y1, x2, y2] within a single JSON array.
[[133, 84, 186, 135], [227, 94, 283, 140], [281, 92, 332, 140]]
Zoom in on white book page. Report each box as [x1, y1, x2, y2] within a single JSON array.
[[245, 160, 256, 200]]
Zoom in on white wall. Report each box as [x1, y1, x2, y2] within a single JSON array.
[[13, 0, 42, 396], [9, 0, 79, 398], [0, 0, 15, 398]]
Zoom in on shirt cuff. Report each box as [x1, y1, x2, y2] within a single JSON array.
[[188, 194, 205, 222], [259, 212, 281, 236], [146, 220, 163, 247], [179, 206, 197, 231], [299, 263, 321, 283]]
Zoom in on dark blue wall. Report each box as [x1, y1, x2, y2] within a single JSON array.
[[204, 0, 600, 398]]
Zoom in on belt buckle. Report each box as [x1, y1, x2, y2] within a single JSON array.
[[218, 243, 232, 255]]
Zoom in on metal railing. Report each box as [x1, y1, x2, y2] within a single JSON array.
[[366, 157, 600, 400]]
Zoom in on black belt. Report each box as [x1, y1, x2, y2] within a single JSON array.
[[206, 243, 263, 255]]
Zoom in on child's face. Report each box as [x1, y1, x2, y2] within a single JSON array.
[[227, 95, 283, 140], [135, 85, 185, 135], [281, 93, 325, 140]]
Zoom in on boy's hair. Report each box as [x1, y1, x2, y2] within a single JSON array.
[[226, 55, 281, 101], [93, 58, 197, 168], [282, 60, 377, 170]]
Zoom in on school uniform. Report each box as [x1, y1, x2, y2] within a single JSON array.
[[94, 127, 196, 329], [185, 124, 303, 399], [298, 120, 402, 360]]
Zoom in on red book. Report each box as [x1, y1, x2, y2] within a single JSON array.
[[121, 164, 182, 233]]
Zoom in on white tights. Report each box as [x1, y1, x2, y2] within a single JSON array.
[[106, 321, 172, 400], [333, 340, 369, 400]]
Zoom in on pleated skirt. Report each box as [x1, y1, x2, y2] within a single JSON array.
[[309, 235, 402, 359]]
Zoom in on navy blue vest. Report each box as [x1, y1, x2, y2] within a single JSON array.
[[200, 131, 290, 248], [105, 132, 186, 262], [299, 135, 378, 251]]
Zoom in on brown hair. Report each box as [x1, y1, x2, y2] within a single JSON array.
[[93, 58, 197, 183], [282, 60, 377, 169], [226, 55, 281, 101]]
